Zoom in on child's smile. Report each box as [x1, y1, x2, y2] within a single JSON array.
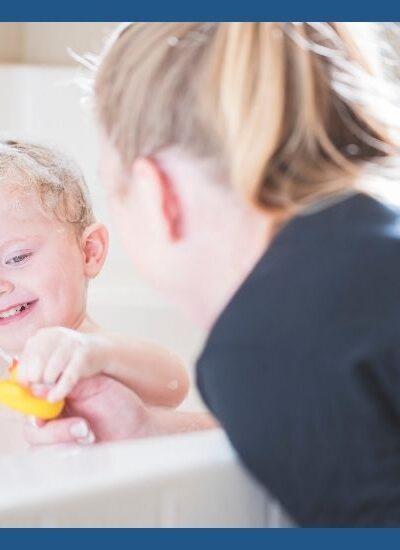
[[0, 186, 89, 353], [0, 300, 39, 325]]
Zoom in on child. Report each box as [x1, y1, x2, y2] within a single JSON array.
[[0, 139, 189, 449]]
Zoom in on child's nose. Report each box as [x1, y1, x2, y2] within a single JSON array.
[[0, 278, 15, 296]]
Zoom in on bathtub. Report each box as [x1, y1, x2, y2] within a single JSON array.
[[0, 429, 292, 527], [0, 299, 292, 526], [0, 290, 292, 526]]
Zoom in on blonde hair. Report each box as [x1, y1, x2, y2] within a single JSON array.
[[0, 140, 95, 233], [94, 22, 397, 210]]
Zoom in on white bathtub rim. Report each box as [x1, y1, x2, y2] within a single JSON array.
[[0, 429, 240, 512]]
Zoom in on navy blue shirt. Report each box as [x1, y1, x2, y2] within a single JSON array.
[[196, 192, 400, 526]]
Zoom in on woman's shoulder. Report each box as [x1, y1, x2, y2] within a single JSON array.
[[196, 190, 400, 528], [273, 191, 400, 250], [198, 191, 400, 373]]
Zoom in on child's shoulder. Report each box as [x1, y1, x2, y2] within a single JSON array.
[[76, 317, 101, 334]]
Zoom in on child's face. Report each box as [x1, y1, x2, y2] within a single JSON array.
[[0, 187, 88, 354]]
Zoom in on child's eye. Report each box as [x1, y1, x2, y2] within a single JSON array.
[[5, 253, 33, 265]]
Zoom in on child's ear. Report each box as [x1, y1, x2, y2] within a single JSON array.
[[81, 223, 109, 279]]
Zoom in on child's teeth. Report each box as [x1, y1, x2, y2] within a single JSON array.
[[0, 303, 29, 319]]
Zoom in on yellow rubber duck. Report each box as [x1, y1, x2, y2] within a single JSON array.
[[0, 358, 65, 420]]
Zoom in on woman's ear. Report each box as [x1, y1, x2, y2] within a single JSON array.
[[131, 156, 183, 241], [81, 223, 109, 279]]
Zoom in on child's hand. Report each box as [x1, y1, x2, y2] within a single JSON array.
[[17, 327, 112, 403]]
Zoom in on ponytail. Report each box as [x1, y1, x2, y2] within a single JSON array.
[[95, 22, 396, 210]]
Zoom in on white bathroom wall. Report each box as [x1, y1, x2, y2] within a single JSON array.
[[0, 64, 205, 408], [0, 23, 117, 64], [0, 24, 24, 62], [22, 23, 117, 65]]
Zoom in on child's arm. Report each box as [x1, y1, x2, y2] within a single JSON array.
[[94, 338, 190, 408], [17, 327, 190, 408]]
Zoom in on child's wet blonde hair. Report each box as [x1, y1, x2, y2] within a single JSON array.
[[0, 140, 95, 233], [94, 23, 398, 210]]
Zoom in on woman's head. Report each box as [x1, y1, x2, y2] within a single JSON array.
[[0, 140, 108, 352], [94, 23, 396, 326]]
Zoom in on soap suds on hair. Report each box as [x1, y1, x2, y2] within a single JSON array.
[[0, 139, 95, 234]]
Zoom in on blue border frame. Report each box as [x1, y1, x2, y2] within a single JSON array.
[[3, 529, 400, 547], [0, 0, 399, 21]]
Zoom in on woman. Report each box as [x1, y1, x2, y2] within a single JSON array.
[[27, 23, 400, 526]]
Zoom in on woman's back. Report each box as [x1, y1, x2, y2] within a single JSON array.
[[197, 191, 400, 526]]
